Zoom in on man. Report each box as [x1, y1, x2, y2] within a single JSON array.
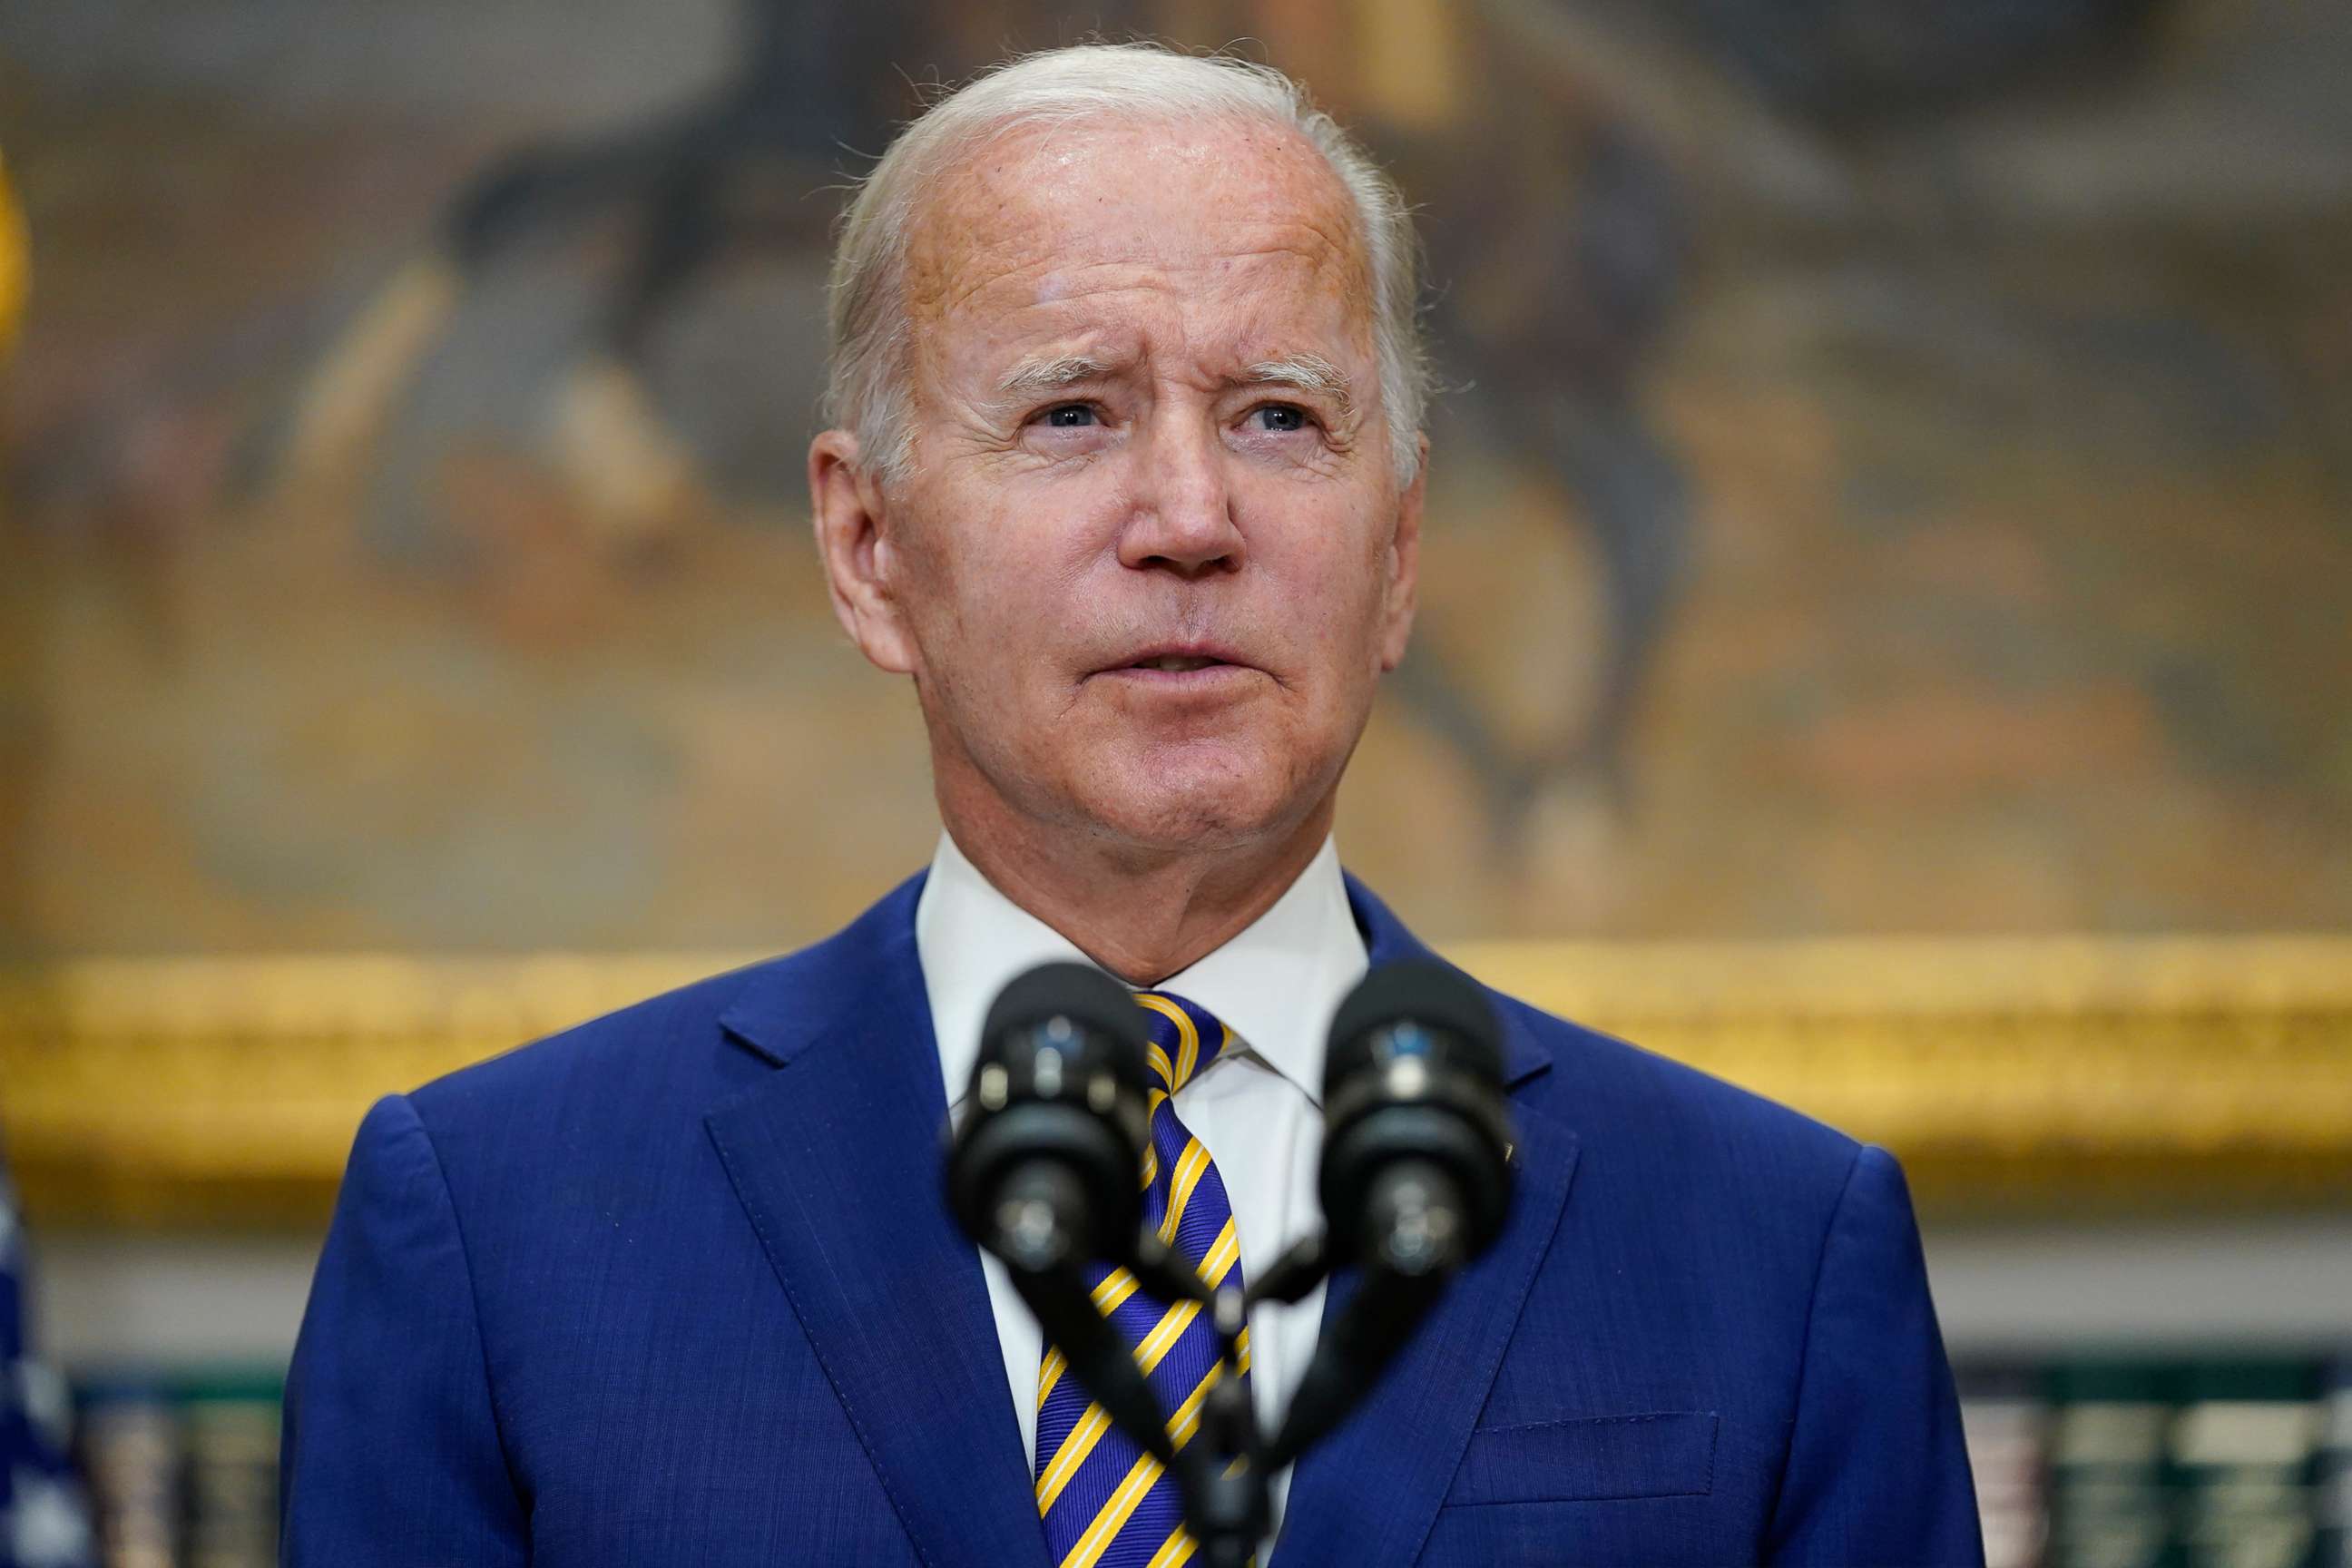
[[282, 43, 1980, 1566]]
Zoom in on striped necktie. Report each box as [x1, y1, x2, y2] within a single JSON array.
[[1033, 990, 1250, 1568]]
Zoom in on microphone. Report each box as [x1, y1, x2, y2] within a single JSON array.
[[1319, 960, 1514, 1274], [1263, 960, 1514, 1469], [944, 962, 1210, 1514], [939, 957, 1516, 1557], [944, 961, 1154, 1273]]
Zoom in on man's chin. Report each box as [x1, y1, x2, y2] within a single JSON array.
[[1060, 756, 1318, 856]]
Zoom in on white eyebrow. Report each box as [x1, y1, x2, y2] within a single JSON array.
[[1238, 355, 1355, 421], [991, 354, 1115, 408], [985, 351, 1357, 421]]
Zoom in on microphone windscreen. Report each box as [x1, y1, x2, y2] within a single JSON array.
[[980, 961, 1152, 1065], [1324, 961, 1503, 1101], [951, 961, 1155, 1263]]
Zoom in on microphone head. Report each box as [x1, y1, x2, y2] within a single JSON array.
[[978, 961, 1153, 1067], [1324, 961, 1505, 1103], [946, 962, 1155, 1268], [1319, 961, 1514, 1269]]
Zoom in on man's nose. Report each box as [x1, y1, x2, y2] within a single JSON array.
[[1117, 416, 1244, 579]]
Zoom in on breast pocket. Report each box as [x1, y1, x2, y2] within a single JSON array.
[[1444, 1411, 1719, 1506]]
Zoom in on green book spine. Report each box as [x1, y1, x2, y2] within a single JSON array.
[[2165, 1357, 2324, 1568], [2045, 1357, 2174, 1568], [2317, 1357, 2351, 1568]]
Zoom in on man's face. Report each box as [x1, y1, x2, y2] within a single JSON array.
[[821, 115, 1423, 858]]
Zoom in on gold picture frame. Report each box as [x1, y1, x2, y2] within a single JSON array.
[[5, 936, 2349, 1229]]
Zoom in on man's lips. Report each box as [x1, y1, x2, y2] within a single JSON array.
[[1089, 642, 1262, 683], [1127, 653, 1225, 673]]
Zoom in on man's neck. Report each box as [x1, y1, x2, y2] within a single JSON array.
[[938, 795, 1337, 986]]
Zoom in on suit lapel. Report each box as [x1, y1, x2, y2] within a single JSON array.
[[697, 871, 1573, 1568], [1267, 880, 1583, 1565], [704, 877, 1048, 1568]]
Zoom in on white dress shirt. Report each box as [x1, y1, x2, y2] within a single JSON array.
[[917, 828, 1367, 1544]]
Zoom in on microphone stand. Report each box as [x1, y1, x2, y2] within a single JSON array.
[[1262, 1161, 1465, 1472], [1000, 1231, 1267, 1567], [960, 958, 1510, 1565], [1002, 1199, 1465, 1568]]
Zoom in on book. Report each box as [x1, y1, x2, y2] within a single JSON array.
[[2316, 1356, 2351, 1568], [74, 1380, 180, 1568], [2044, 1357, 2172, 1568], [2168, 1357, 2323, 1568], [178, 1374, 279, 1568], [1959, 1358, 2051, 1568]]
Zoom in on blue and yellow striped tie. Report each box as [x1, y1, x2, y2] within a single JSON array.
[[1034, 990, 1250, 1568]]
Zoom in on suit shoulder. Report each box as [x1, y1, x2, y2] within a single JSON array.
[[1493, 988, 1865, 1198], [393, 876, 922, 1184], [402, 956, 777, 1132]]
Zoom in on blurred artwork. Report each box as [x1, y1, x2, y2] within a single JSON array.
[[0, 154, 24, 357], [1, 0, 2347, 955]]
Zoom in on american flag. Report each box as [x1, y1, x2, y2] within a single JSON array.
[[1, 1156, 95, 1568]]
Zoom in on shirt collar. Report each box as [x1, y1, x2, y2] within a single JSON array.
[[917, 830, 1367, 1112]]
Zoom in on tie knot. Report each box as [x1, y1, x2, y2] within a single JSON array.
[[1130, 991, 1230, 1094]]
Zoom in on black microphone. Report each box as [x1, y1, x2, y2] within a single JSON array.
[[945, 962, 1206, 1508], [1318, 959, 1514, 1274], [1262, 960, 1514, 1470], [944, 961, 1154, 1272]]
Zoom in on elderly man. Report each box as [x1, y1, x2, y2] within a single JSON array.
[[282, 43, 1980, 1567]]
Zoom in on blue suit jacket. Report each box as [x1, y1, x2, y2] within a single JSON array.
[[282, 874, 1981, 1566]]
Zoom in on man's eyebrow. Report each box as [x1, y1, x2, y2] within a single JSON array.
[[991, 354, 1117, 407], [985, 351, 1357, 419], [1234, 354, 1356, 420]]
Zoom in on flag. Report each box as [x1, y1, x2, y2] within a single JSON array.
[[1, 1157, 94, 1568]]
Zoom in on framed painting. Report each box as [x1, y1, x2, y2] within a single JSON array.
[[3, 0, 2347, 1224]]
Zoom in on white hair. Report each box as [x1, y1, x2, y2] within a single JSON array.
[[822, 42, 1428, 485]]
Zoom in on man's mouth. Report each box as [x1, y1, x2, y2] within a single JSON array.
[[1093, 643, 1259, 687], [1130, 654, 1224, 673]]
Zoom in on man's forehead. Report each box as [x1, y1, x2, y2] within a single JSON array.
[[902, 117, 1371, 334]]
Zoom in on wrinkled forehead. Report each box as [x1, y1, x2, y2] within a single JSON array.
[[900, 115, 1377, 366]]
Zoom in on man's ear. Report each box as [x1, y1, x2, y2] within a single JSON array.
[[1377, 435, 1427, 672], [809, 428, 919, 675]]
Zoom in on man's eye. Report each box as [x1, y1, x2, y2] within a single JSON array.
[[1251, 405, 1310, 434], [1041, 404, 1097, 428]]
